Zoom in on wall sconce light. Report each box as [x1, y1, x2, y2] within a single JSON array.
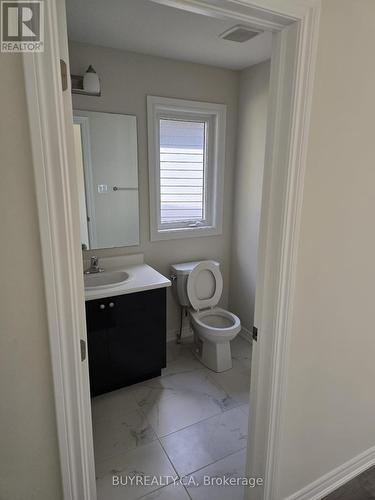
[[83, 65, 100, 94], [71, 65, 101, 97]]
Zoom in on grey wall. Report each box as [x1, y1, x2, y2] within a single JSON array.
[[229, 61, 270, 335], [0, 54, 62, 500], [69, 42, 239, 336]]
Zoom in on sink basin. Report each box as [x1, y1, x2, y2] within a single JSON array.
[[84, 270, 129, 289]]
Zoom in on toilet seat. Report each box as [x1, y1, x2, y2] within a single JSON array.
[[190, 307, 241, 343], [186, 261, 223, 311]]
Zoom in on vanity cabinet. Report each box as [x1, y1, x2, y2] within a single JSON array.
[[85, 288, 166, 397]]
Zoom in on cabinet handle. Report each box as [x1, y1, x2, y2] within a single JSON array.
[[100, 304, 106, 310], [109, 302, 115, 308]]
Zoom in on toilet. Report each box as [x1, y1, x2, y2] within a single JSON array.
[[171, 260, 241, 372]]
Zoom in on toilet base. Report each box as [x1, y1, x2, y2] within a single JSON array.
[[194, 334, 233, 372]]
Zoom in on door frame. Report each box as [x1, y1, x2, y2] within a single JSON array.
[[22, 0, 321, 499]]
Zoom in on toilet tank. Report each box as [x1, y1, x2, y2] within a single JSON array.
[[170, 261, 220, 307]]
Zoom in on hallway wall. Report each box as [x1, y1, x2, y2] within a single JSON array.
[[0, 54, 62, 500], [279, 0, 375, 497]]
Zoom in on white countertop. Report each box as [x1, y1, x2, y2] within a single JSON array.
[[84, 254, 171, 301]]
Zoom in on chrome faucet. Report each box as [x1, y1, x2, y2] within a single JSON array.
[[85, 256, 104, 274]]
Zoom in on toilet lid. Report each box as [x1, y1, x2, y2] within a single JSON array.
[[187, 261, 223, 311]]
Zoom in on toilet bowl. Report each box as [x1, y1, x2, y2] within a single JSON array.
[[171, 260, 241, 372]]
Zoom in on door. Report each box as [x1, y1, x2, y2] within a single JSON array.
[[107, 289, 167, 388], [85, 299, 111, 396]]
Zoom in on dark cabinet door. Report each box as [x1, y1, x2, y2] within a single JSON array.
[[85, 289, 167, 396], [107, 289, 166, 389], [85, 299, 111, 396]]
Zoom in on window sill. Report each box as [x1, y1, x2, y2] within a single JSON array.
[[150, 224, 222, 242]]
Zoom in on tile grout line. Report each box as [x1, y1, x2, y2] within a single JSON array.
[[181, 445, 248, 481], [144, 405, 249, 483], [133, 387, 248, 496], [134, 424, 186, 500], [129, 398, 248, 498], [92, 349, 250, 465], [92, 338, 251, 498], [133, 360, 248, 439], [147, 343, 251, 490], [138, 397, 244, 441]]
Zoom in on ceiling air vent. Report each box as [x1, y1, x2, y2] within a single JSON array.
[[219, 25, 261, 43]]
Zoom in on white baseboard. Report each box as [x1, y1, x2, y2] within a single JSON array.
[[239, 327, 253, 343], [286, 445, 375, 500]]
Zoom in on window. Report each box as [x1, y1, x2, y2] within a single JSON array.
[[147, 96, 226, 241]]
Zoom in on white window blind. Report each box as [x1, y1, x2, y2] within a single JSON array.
[[159, 119, 206, 224]]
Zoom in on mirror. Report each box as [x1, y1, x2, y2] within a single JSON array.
[[73, 110, 140, 249]]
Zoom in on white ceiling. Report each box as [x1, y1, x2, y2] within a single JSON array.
[[66, 0, 272, 71]]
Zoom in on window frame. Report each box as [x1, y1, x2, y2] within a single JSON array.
[[147, 96, 226, 241]]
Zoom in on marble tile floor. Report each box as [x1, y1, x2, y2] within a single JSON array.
[[91, 335, 252, 500]]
